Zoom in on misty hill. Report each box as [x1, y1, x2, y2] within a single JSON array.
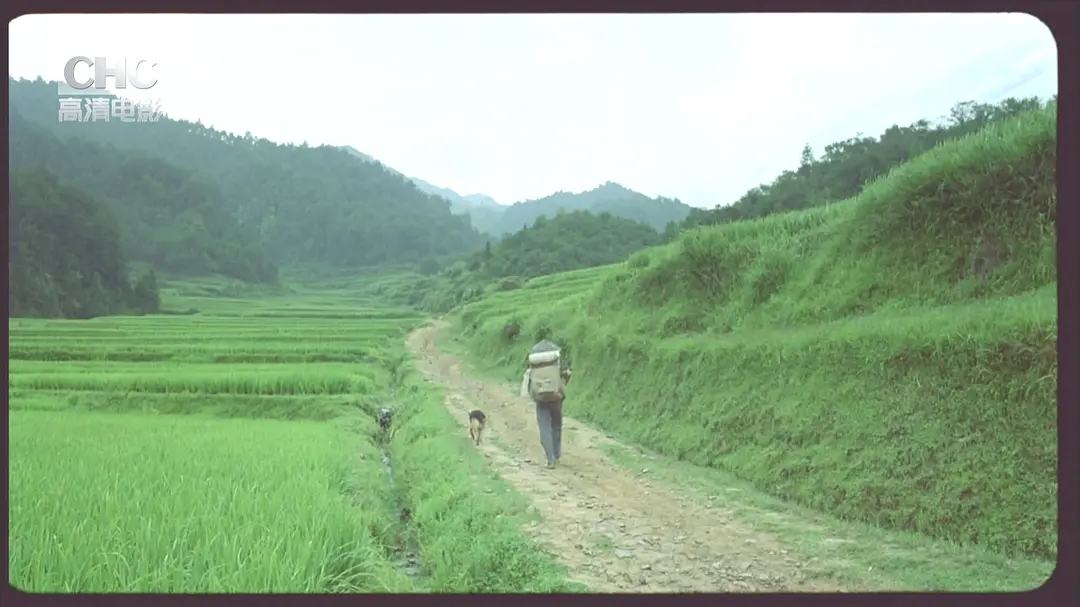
[[8, 107, 278, 283], [339, 145, 376, 164], [393, 210, 665, 312], [336, 145, 505, 232], [334, 146, 689, 238], [477, 210, 662, 280], [409, 178, 507, 236], [492, 182, 692, 237], [336, 145, 692, 239], [464, 193, 499, 207], [410, 177, 501, 211], [9, 166, 161, 318], [9, 77, 485, 275], [409, 177, 503, 217]]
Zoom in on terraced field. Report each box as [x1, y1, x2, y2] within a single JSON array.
[[8, 281, 577, 593], [439, 103, 1058, 591], [458, 264, 613, 333]]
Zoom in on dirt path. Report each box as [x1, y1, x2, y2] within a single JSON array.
[[406, 321, 853, 593]]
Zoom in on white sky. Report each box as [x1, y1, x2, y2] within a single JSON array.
[[7, 13, 1058, 209]]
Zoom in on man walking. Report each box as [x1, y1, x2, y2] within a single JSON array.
[[524, 339, 572, 468]]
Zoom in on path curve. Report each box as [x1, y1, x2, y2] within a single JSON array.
[[407, 321, 849, 593]]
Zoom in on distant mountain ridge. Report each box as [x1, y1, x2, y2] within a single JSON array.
[[336, 143, 505, 226], [409, 178, 502, 211], [338, 145, 380, 165], [337, 144, 691, 237], [464, 193, 499, 207], [490, 181, 692, 236]]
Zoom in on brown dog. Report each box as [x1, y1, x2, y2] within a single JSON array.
[[468, 410, 487, 445]]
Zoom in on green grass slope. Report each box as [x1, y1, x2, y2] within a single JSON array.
[[448, 103, 1058, 561]]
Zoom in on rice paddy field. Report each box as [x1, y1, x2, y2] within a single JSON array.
[[8, 279, 577, 593]]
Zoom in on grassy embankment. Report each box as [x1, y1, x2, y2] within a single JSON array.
[[8, 277, 580, 593], [445, 103, 1059, 573]]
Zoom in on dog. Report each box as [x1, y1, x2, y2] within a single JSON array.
[[468, 409, 487, 445]]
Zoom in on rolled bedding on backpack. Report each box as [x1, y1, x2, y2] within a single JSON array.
[[530, 340, 560, 354], [527, 349, 560, 365]]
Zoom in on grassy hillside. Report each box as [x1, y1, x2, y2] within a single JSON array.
[[681, 96, 1050, 232], [8, 279, 580, 592], [445, 101, 1058, 560]]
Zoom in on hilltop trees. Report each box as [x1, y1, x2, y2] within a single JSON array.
[[402, 210, 664, 313], [8, 108, 278, 283], [476, 211, 662, 279], [8, 77, 486, 275], [682, 97, 1049, 229], [9, 168, 161, 318]]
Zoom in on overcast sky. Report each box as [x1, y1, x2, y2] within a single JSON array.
[[8, 13, 1058, 209]]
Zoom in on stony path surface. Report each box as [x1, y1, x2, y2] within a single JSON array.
[[407, 321, 852, 593]]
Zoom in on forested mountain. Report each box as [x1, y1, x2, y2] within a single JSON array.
[[9, 167, 161, 318], [474, 210, 661, 279], [338, 145, 380, 165], [408, 177, 507, 235], [338, 142, 689, 237], [491, 182, 692, 237], [392, 210, 664, 313], [681, 96, 1054, 229], [463, 193, 500, 207], [337, 144, 506, 233], [410, 177, 502, 213], [9, 108, 277, 283], [452, 194, 507, 237], [9, 77, 486, 272]]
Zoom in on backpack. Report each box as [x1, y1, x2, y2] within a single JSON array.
[[527, 349, 565, 403]]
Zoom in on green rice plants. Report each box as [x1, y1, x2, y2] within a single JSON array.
[[8, 410, 413, 593]]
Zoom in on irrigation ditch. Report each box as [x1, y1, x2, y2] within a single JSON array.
[[371, 373, 426, 587]]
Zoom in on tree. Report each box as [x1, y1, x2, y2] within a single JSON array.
[[8, 76, 488, 279], [130, 270, 161, 314], [8, 167, 160, 318], [799, 143, 815, 169], [403, 210, 667, 313], [679, 95, 1051, 232]]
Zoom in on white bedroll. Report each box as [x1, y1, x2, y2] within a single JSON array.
[[527, 349, 560, 365]]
